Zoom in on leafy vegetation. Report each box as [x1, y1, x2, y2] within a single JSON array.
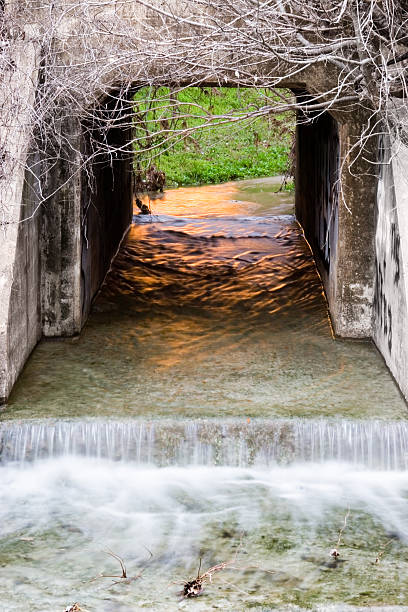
[[133, 87, 295, 187]]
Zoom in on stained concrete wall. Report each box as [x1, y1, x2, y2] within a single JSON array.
[[4, 155, 43, 404], [0, 34, 41, 403], [373, 136, 408, 399], [40, 118, 83, 337], [332, 119, 378, 337], [0, 90, 132, 402], [41, 108, 133, 334], [295, 110, 378, 339]]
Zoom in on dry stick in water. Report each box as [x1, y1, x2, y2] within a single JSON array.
[[330, 508, 350, 558], [176, 544, 274, 599], [93, 548, 152, 585], [374, 539, 393, 565]]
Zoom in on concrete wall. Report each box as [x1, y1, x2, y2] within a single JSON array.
[[373, 136, 408, 398], [42, 107, 133, 334], [0, 34, 41, 403], [0, 92, 132, 402], [3, 156, 43, 404], [41, 117, 83, 337], [332, 119, 378, 337], [296, 110, 378, 339]]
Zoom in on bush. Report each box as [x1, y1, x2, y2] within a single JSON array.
[[133, 87, 295, 187]]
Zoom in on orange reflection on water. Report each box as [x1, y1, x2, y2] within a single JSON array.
[[135, 176, 294, 218]]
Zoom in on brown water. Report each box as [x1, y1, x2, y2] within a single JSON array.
[[3, 176, 406, 420]]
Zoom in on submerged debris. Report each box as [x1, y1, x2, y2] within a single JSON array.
[[181, 576, 204, 598], [145, 164, 166, 192], [177, 550, 274, 599], [93, 548, 152, 585], [134, 164, 166, 194], [374, 539, 392, 564], [135, 196, 151, 215], [329, 508, 350, 559]]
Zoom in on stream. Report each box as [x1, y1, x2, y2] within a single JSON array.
[[1, 177, 408, 610]]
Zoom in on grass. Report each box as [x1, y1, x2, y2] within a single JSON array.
[[133, 86, 295, 187]]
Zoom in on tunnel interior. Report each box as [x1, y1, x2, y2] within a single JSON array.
[[80, 103, 134, 323], [78, 89, 341, 322]]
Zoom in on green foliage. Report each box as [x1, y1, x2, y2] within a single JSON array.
[[133, 86, 295, 187]]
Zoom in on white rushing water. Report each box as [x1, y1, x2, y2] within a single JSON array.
[[2, 458, 408, 543], [1, 454, 408, 611], [1, 419, 408, 610], [2, 418, 408, 470]]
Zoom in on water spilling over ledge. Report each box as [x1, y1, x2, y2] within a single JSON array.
[[1, 418, 408, 470]]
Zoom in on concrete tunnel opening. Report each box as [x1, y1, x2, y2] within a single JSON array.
[[78, 88, 342, 331], [1, 85, 388, 404]]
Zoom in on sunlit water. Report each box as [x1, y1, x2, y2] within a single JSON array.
[[1, 177, 408, 610]]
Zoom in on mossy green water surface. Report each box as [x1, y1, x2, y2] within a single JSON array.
[[0, 460, 408, 610]]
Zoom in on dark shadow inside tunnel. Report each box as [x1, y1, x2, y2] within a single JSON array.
[[295, 104, 340, 295]]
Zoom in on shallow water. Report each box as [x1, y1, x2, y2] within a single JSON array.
[[3, 177, 406, 420], [1, 176, 408, 611], [1, 454, 408, 611]]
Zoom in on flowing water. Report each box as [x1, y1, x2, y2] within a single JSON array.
[[1, 177, 408, 611], [3, 177, 406, 420]]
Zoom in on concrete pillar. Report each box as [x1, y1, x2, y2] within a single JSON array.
[[296, 111, 377, 338], [40, 117, 82, 336], [330, 119, 377, 337]]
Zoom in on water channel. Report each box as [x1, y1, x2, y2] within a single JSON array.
[[1, 177, 408, 610]]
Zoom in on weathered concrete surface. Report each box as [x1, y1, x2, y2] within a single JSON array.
[[0, 34, 41, 403], [41, 118, 83, 337], [329, 119, 378, 337], [373, 136, 408, 399], [6, 153, 43, 400], [41, 109, 133, 335], [0, 49, 133, 403], [295, 111, 377, 338]]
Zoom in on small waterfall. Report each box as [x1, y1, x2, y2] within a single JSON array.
[[1, 418, 408, 469]]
